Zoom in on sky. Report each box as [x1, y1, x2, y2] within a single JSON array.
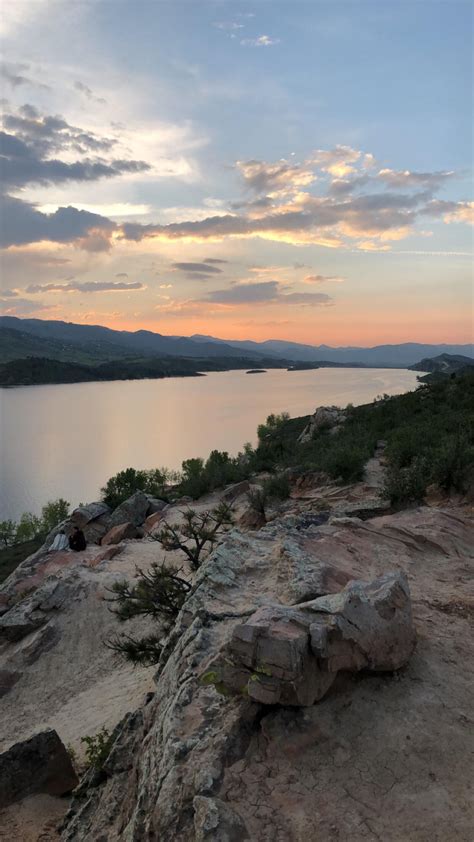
[[0, 0, 472, 346]]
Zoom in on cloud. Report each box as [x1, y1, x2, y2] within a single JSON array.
[[73, 80, 106, 105], [0, 62, 50, 90], [423, 200, 474, 224], [203, 258, 229, 264], [0, 297, 52, 315], [115, 272, 128, 278], [171, 261, 224, 274], [236, 158, 315, 195], [213, 21, 244, 31], [25, 281, 145, 294], [240, 35, 280, 47], [303, 274, 345, 284], [0, 194, 116, 249], [202, 281, 332, 307], [311, 145, 365, 177], [377, 168, 455, 190]]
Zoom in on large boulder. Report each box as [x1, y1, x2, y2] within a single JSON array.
[[0, 729, 78, 808], [70, 502, 110, 528], [298, 405, 346, 444], [144, 495, 168, 514], [109, 491, 151, 528], [101, 522, 138, 545], [222, 481, 251, 503], [221, 572, 416, 705]]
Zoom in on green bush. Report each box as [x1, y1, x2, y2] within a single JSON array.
[[80, 728, 112, 771], [154, 503, 234, 570], [263, 473, 291, 500], [178, 451, 249, 499], [384, 457, 430, 506], [101, 467, 169, 508]]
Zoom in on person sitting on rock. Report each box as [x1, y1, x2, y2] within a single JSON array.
[[69, 526, 87, 551]]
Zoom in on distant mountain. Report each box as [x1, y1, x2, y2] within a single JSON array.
[[409, 353, 474, 374], [1, 317, 472, 368], [191, 334, 474, 367], [0, 317, 264, 360]]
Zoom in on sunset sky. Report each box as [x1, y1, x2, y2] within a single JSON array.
[[1, 0, 472, 346]]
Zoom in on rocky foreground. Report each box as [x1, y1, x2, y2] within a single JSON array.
[[0, 451, 473, 840]]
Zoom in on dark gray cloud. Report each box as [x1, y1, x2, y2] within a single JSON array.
[[0, 104, 149, 188], [0, 194, 116, 249], [202, 281, 332, 306], [0, 297, 50, 315], [203, 258, 229, 264], [172, 261, 223, 274], [115, 272, 129, 278], [25, 280, 145, 294]]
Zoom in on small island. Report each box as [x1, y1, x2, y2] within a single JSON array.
[[246, 369, 267, 374]]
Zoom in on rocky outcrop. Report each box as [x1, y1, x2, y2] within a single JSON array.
[[101, 522, 138, 545], [0, 579, 78, 642], [221, 572, 415, 705], [0, 729, 78, 808], [298, 405, 346, 443], [109, 491, 153, 528]]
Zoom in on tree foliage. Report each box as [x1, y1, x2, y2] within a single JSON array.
[[154, 503, 234, 570], [101, 467, 170, 508]]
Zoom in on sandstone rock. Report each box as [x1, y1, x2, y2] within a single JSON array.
[[0, 729, 78, 808], [143, 511, 164, 534], [145, 495, 168, 514], [109, 491, 150, 527], [88, 545, 123, 566], [239, 507, 266, 531], [222, 481, 251, 503], [298, 405, 346, 444], [70, 502, 111, 528], [194, 796, 249, 841], [101, 522, 138, 545], [222, 572, 415, 705], [0, 580, 75, 642]]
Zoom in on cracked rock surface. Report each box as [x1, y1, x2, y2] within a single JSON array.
[[61, 505, 473, 841]]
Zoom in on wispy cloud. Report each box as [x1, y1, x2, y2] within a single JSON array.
[[240, 35, 280, 47], [25, 280, 145, 294]]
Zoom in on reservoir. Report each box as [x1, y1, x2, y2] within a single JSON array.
[[0, 367, 420, 520]]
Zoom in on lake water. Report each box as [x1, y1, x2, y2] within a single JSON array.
[[0, 368, 420, 521]]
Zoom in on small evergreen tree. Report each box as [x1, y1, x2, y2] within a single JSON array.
[[105, 562, 191, 665], [154, 502, 233, 570]]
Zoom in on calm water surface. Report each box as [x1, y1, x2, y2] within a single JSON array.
[[0, 368, 419, 520]]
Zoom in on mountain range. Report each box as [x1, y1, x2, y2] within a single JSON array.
[[1, 316, 472, 368]]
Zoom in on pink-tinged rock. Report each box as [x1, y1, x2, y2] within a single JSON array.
[[144, 511, 164, 534], [222, 572, 416, 706], [222, 480, 250, 503], [88, 545, 123, 567], [101, 522, 138, 545]]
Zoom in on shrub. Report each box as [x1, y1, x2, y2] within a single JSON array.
[[80, 728, 112, 771], [106, 632, 164, 666], [154, 503, 234, 570], [384, 457, 430, 506], [246, 487, 268, 517], [101, 467, 169, 508], [433, 434, 474, 493], [320, 442, 368, 483], [263, 472, 291, 500], [178, 451, 249, 499]]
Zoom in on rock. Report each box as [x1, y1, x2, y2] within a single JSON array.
[[194, 796, 249, 841], [0, 729, 78, 808], [239, 507, 266, 531], [143, 511, 164, 534], [70, 502, 110, 528], [222, 481, 251, 503], [87, 545, 123, 566], [222, 572, 416, 705], [298, 405, 347, 444], [109, 491, 150, 527], [0, 669, 22, 699], [145, 495, 168, 514], [0, 580, 76, 642], [101, 522, 138, 545]]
